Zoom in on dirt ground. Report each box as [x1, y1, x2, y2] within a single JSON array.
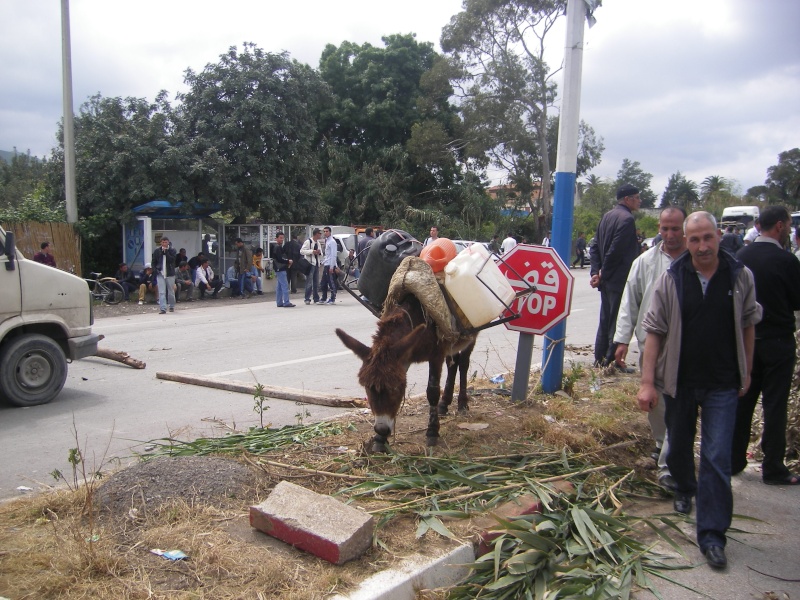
[[0, 369, 664, 599]]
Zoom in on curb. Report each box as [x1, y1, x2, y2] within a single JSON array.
[[330, 543, 474, 600]]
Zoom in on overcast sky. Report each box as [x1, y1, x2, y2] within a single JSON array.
[[1, 0, 798, 196]]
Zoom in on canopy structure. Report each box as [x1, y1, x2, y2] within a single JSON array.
[[132, 200, 222, 219]]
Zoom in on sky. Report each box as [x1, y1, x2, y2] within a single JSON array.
[[1, 0, 798, 197]]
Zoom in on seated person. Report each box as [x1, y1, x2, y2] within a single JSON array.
[[251, 248, 265, 295], [188, 252, 206, 283], [174, 261, 195, 302], [174, 247, 189, 268], [114, 262, 139, 301], [196, 258, 222, 299], [138, 263, 157, 305], [225, 264, 253, 297]]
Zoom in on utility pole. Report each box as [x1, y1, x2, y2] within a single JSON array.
[[541, 0, 590, 392], [61, 0, 78, 223]]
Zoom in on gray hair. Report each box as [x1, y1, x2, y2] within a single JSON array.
[[684, 211, 717, 234]]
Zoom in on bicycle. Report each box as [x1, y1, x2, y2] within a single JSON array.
[[84, 272, 125, 305]]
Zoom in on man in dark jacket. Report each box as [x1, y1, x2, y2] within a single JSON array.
[[589, 183, 641, 367], [732, 205, 800, 485], [114, 262, 139, 301], [152, 237, 177, 314], [234, 238, 253, 299], [285, 234, 302, 294]]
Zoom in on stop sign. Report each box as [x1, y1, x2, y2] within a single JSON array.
[[497, 244, 574, 335]]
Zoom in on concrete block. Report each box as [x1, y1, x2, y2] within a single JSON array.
[[250, 480, 373, 565]]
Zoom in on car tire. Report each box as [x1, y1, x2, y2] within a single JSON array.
[[0, 334, 68, 407]]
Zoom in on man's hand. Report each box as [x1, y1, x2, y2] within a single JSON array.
[[637, 383, 659, 412], [739, 374, 751, 397], [590, 274, 600, 288], [614, 343, 629, 368]]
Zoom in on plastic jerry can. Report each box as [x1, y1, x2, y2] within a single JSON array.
[[444, 243, 515, 327], [358, 229, 423, 307], [419, 238, 458, 273]]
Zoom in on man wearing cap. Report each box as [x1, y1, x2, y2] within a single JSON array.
[[589, 183, 642, 367], [138, 263, 157, 305]]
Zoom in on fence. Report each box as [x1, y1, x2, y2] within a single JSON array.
[[1, 222, 82, 277]]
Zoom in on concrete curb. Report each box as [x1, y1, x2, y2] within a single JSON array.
[[330, 543, 475, 600]]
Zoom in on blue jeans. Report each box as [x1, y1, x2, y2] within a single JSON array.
[[664, 386, 738, 551], [276, 270, 290, 306], [320, 266, 336, 301], [156, 274, 176, 311], [304, 265, 319, 303]]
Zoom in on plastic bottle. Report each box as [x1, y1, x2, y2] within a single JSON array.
[[357, 229, 422, 307]]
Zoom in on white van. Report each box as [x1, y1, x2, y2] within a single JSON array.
[[0, 227, 99, 406], [720, 206, 759, 229]]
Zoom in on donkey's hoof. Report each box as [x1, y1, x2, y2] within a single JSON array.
[[437, 403, 449, 416], [426, 436, 439, 447]]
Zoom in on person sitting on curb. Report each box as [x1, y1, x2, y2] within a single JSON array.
[[174, 261, 195, 302], [114, 262, 139, 302], [138, 263, 157, 305], [196, 258, 222, 299]]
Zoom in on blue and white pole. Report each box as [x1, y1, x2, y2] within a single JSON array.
[[541, 0, 590, 392]]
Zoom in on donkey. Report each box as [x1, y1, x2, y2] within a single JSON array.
[[335, 294, 476, 452]]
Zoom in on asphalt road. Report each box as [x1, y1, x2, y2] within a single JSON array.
[[0, 269, 601, 500]]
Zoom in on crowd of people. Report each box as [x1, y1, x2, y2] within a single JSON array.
[[590, 185, 800, 571]]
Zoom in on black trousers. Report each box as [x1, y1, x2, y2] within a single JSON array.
[[731, 336, 796, 480], [594, 286, 623, 366]]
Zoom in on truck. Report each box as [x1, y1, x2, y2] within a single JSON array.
[[720, 205, 760, 230], [0, 227, 99, 406]]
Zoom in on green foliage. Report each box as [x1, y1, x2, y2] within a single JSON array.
[[0, 151, 52, 213], [0, 186, 65, 222], [764, 148, 800, 208], [660, 171, 699, 211], [615, 158, 657, 208], [635, 214, 659, 238], [178, 44, 330, 222]]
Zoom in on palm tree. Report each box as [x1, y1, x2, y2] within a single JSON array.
[[700, 175, 729, 201]]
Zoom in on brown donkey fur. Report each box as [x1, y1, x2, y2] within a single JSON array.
[[336, 295, 476, 452]]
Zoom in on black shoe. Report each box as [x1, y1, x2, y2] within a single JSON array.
[[674, 494, 692, 515], [284, 303, 296, 308], [658, 474, 677, 493], [614, 363, 636, 374], [704, 545, 727, 569]]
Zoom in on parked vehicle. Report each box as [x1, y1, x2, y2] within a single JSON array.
[[720, 205, 760, 230], [0, 227, 99, 406]]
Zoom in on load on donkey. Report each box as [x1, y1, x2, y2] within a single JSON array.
[[335, 231, 532, 452]]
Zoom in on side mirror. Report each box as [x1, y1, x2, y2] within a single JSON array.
[[4, 231, 16, 271]]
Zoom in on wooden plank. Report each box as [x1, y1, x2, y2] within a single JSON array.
[[155, 371, 366, 408]]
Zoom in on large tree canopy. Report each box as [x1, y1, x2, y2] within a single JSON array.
[[615, 159, 656, 208], [441, 0, 571, 227], [177, 44, 331, 222]]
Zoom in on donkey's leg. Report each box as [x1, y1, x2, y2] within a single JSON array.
[[426, 359, 444, 446], [455, 342, 476, 414], [438, 353, 459, 415]]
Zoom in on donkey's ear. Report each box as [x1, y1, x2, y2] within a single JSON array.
[[335, 328, 371, 361], [396, 323, 427, 362]]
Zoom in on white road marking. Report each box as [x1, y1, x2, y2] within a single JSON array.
[[210, 351, 354, 377]]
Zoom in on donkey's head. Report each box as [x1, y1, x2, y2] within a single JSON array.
[[335, 324, 428, 448]]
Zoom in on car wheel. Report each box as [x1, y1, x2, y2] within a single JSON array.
[[0, 334, 68, 407]]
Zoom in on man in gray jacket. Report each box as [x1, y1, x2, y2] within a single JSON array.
[[637, 212, 760, 570]]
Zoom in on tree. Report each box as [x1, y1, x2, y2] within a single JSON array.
[[699, 175, 740, 218], [177, 44, 331, 221], [318, 34, 478, 232], [661, 171, 699, 211], [765, 148, 800, 208], [615, 159, 656, 208], [441, 0, 572, 235], [0, 150, 50, 211], [580, 174, 615, 214]]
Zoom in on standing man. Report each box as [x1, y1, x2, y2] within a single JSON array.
[[613, 206, 687, 488], [637, 212, 760, 569], [152, 237, 177, 314], [500, 232, 517, 254], [542, 231, 551, 247], [234, 238, 253, 299], [320, 226, 338, 305], [589, 183, 641, 367], [357, 227, 376, 271], [572, 232, 587, 268], [33, 242, 56, 267], [732, 205, 800, 485], [302, 228, 323, 305], [272, 232, 294, 308], [743, 218, 760, 245], [286, 233, 302, 294], [488, 234, 501, 255], [719, 226, 743, 254], [423, 226, 439, 247]]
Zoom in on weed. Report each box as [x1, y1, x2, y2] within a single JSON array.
[[253, 382, 270, 427]]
